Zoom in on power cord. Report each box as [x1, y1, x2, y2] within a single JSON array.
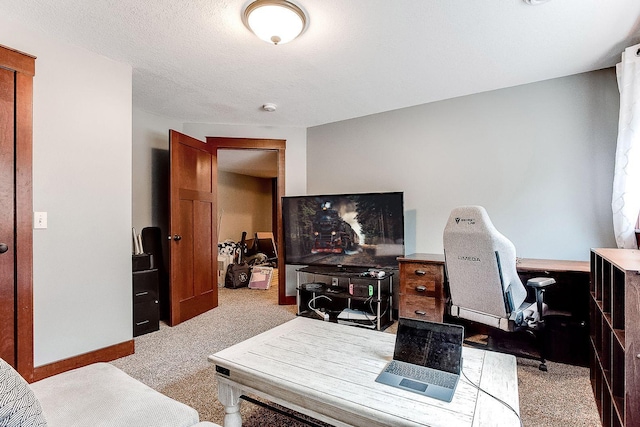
[[363, 296, 389, 326], [308, 295, 331, 321], [460, 369, 523, 427]]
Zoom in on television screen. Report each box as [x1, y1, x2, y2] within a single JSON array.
[[282, 192, 405, 269]]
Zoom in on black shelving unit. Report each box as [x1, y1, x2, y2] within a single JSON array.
[[296, 266, 393, 331], [132, 254, 160, 337]]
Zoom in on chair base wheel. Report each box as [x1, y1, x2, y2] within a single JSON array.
[[539, 362, 548, 371]]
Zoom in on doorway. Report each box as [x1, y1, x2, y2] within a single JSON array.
[[217, 148, 277, 245], [206, 137, 294, 305]]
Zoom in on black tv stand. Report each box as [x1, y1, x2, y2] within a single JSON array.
[[295, 266, 393, 331], [305, 265, 368, 275]]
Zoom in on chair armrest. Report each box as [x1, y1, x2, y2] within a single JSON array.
[[525, 277, 555, 324], [525, 277, 556, 288]]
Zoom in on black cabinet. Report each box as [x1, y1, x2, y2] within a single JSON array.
[[132, 254, 159, 337]]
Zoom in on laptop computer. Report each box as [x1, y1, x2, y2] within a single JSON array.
[[375, 318, 464, 402]]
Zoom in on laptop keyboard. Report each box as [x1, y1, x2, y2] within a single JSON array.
[[384, 361, 457, 389]]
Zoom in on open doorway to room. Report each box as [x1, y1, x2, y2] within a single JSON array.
[[217, 148, 278, 298]]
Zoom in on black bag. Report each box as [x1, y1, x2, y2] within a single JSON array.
[[225, 263, 251, 288], [224, 231, 252, 289]]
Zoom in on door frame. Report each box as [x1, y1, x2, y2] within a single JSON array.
[[0, 44, 35, 380], [206, 137, 295, 305]]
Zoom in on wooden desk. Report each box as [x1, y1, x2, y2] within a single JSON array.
[[397, 253, 591, 366], [398, 253, 589, 320], [514, 257, 589, 274], [209, 317, 521, 427], [397, 254, 446, 322]]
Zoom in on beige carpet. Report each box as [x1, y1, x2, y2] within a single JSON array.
[[111, 281, 601, 426]]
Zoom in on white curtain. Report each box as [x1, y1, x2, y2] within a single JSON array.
[[612, 43, 640, 249]]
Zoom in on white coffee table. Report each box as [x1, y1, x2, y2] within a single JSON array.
[[209, 317, 520, 427]]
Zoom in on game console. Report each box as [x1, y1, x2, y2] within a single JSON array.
[[337, 308, 376, 329], [349, 283, 374, 297]]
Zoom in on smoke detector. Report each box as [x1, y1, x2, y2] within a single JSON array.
[[262, 103, 277, 112], [523, 0, 551, 4]]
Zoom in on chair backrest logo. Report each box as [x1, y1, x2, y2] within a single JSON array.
[[458, 256, 481, 262], [455, 217, 475, 225]]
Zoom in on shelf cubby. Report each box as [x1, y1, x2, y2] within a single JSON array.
[[589, 249, 640, 427]]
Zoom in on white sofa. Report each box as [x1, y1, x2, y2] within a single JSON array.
[[1, 358, 220, 427]]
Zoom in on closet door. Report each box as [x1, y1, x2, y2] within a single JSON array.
[[0, 67, 16, 365], [0, 45, 35, 379]]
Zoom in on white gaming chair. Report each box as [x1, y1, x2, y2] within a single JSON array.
[[443, 206, 555, 370]]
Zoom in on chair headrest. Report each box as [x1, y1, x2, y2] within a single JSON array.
[[444, 205, 497, 235]]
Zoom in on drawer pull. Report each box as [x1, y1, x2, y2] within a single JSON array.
[[415, 310, 426, 316], [415, 270, 427, 276], [415, 285, 427, 292], [136, 320, 150, 326], [135, 291, 149, 297]]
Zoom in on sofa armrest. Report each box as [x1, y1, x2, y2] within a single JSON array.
[[30, 363, 201, 427], [0, 358, 48, 427]]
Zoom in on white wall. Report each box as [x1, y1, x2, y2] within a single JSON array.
[[307, 69, 619, 261], [132, 109, 183, 234], [0, 16, 133, 366]]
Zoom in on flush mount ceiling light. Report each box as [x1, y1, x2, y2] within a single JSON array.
[[243, 0, 307, 45]]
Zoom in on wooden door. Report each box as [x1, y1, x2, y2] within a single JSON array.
[[168, 130, 217, 325], [0, 45, 35, 378], [0, 67, 16, 365]]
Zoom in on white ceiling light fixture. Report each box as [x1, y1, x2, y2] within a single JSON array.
[[243, 0, 307, 45], [523, 0, 551, 4]]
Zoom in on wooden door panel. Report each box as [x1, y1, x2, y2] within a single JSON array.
[[177, 199, 194, 301], [193, 200, 214, 294], [178, 146, 213, 192], [169, 130, 217, 325], [0, 67, 16, 365]]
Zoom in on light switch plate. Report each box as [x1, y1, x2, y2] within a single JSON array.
[[34, 212, 47, 229]]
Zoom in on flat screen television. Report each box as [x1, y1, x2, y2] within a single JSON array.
[[282, 192, 405, 269]]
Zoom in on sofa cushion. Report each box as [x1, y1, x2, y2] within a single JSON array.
[[30, 363, 200, 427], [0, 358, 48, 427]]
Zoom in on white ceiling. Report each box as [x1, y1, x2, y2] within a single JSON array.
[[218, 149, 278, 178], [2, 0, 639, 130]]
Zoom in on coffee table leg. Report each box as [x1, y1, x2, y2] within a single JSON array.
[[218, 379, 242, 427]]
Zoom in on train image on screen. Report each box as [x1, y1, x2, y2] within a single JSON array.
[[311, 202, 360, 254]]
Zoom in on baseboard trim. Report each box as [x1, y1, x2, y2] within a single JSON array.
[[32, 339, 135, 382]]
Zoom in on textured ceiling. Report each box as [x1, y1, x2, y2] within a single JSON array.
[[218, 149, 278, 178], [1, 0, 639, 128]]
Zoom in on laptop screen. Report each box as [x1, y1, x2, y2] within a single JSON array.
[[394, 318, 464, 375]]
